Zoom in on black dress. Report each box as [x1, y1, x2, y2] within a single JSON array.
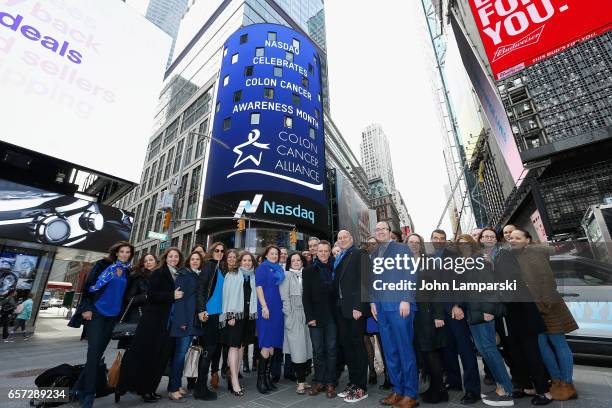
[[117, 265, 175, 395], [117, 272, 150, 349], [225, 277, 256, 347]]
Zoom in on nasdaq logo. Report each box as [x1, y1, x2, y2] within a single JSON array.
[[263, 201, 315, 224], [234, 194, 263, 218]]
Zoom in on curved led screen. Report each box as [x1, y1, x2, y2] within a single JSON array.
[[203, 24, 328, 235]]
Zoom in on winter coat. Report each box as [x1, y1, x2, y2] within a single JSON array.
[[279, 269, 312, 363], [513, 245, 578, 334], [414, 263, 447, 352], [170, 268, 204, 337]]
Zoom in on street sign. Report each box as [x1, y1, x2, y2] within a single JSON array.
[[147, 231, 168, 241], [157, 190, 174, 210], [159, 241, 169, 250]]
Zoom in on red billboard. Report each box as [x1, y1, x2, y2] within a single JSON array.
[[468, 0, 612, 80]]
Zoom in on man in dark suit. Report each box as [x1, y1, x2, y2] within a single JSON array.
[[303, 240, 337, 398], [431, 229, 481, 404], [333, 230, 371, 403]]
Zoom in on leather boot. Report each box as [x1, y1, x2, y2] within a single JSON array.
[[243, 351, 250, 373], [257, 355, 270, 394], [552, 381, 577, 401], [380, 392, 402, 406], [550, 379, 562, 400], [264, 356, 277, 391], [193, 352, 217, 401]]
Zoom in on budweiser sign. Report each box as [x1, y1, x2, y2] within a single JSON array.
[[468, 0, 612, 80]]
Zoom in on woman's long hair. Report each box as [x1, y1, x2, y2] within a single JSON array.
[[455, 234, 481, 255], [158, 247, 184, 269], [132, 253, 159, 278], [224, 249, 240, 273], [262, 244, 280, 262], [103, 240, 135, 263]]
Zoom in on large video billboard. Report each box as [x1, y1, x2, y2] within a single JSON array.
[[0, 179, 133, 252], [336, 171, 374, 245], [203, 24, 328, 235], [0, 0, 170, 183], [467, 0, 612, 80], [452, 13, 525, 186]]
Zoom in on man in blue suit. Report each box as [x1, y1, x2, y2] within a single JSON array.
[[370, 221, 419, 408]]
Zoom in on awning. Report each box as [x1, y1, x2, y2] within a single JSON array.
[[46, 281, 73, 289]]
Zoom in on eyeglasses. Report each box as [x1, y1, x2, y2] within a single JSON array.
[[214, 249, 225, 253]]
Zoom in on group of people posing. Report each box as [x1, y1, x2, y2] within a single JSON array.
[[69, 221, 578, 408]]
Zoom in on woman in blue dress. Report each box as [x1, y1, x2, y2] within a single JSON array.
[[255, 244, 285, 394]]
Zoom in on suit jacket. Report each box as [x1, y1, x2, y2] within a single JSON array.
[[333, 246, 371, 319], [302, 260, 334, 326], [372, 241, 417, 311]]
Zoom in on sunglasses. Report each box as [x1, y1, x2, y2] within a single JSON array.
[[214, 248, 225, 253]]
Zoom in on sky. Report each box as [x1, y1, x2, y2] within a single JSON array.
[[324, 0, 452, 234], [124, 0, 456, 235]]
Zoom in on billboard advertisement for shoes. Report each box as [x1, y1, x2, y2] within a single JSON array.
[[0, 0, 170, 183], [0, 179, 133, 252], [203, 23, 329, 235]]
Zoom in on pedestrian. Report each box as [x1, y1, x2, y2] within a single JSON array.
[[469, 228, 483, 242], [211, 249, 237, 387], [303, 240, 338, 398], [9, 292, 34, 340], [510, 229, 577, 401], [371, 222, 419, 408], [302, 251, 313, 264], [117, 253, 157, 350], [431, 229, 481, 404], [390, 230, 402, 242], [117, 247, 183, 403], [221, 250, 258, 396], [167, 250, 204, 402], [279, 247, 289, 270], [276, 246, 294, 382], [255, 244, 285, 394], [308, 236, 320, 264], [456, 234, 514, 406], [280, 252, 312, 394], [492, 238, 552, 406], [411, 233, 448, 404], [71, 241, 134, 408], [194, 242, 226, 401], [333, 230, 371, 403], [1, 289, 17, 341]]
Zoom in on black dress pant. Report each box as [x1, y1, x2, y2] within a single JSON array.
[[334, 304, 368, 390], [505, 330, 550, 394]]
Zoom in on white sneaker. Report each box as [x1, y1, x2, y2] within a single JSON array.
[[337, 385, 354, 398], [343, 387, 368, 403]]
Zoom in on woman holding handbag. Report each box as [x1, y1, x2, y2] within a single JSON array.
[[194, 242, 226, 401], [167, 251, 205, 402], [117, 248, 184, 403]]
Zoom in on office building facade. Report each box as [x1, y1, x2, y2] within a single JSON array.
[[145, 0, 190, 66]]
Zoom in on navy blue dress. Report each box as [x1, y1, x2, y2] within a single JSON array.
[[255, 263, 284, 348]]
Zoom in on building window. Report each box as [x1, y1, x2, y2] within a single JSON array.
[[185, 166, 201, 220], [274, 66, 282, 78], [292, 38, 300, 50], [302, 76, 309, 87], [174, 173, 189, 224], [284, 116, 293, 129], [147, 161, 157, 192], [150, 244, 157, 256], [181, 91, 212, 132], [244, 66, 254, 76], [223, 47, 228, 56], [173, 139, 184, 174], [146, 192, 157, 234], [231, 53, 239, 64], [163, 147, 174, 180], [240, 33, 248, 44], [292, 93, 300, 105], [215, 102, 220, 113], [264, 88, 274, 99], [309, 127, 315, 139], [267, 31, 276, 41], [171, 236, 179, 248], [155, 154, 165, 186], [195, 119, 208, 158], [223, 75, 229, 86], [285, 51, 293, 62], [255, 47, 264, 57], [250, 112, 260, 125], [148, 135, 162, 160], [140, 167, 149, 196], [223, 117, 231, 131], [233, 90, 242, 102], [163, 118, 179, 147], [138, 199, 150, 242], [181, 232, 193, 256], [184, 132, 195, 165]]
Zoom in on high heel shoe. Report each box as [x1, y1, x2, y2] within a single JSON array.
[[228, 382, 245, 396], [141, 393, 158, 403]]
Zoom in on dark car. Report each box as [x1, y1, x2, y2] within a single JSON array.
[[550, 255, 612, 356]]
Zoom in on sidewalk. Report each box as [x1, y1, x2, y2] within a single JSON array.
[[1, 312, 611, 407]]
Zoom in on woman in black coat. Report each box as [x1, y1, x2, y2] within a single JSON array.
[[410, 233, 448, 404], [117, 248, 184, 403], [117, 253, 158, 349]]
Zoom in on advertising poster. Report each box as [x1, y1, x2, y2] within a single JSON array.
[[203, 24, 328, 235], [336, 171, 372, 245], [467, 0, 612, 80]]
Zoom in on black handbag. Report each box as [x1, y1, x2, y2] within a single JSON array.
[[111, 297, 140, 340]]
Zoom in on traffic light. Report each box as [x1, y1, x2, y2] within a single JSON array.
[[162, 210, 172, 230], [289, 228, 297, 245], [237, 219, 246, 232]]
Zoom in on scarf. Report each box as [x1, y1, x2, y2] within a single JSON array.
[[168, 265, 178, 280], [263, 259, 285, 285], [287, 268, 303, 295], [88, 260, 131, 292], [220, 267, 257, 325]]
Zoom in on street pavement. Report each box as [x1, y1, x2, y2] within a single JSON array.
[[1, 310, 611, 408]]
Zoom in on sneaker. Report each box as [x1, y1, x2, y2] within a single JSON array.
[[482, 393, 514, 407], [344, 387, 368, 403], [337, 384, 354, 398]]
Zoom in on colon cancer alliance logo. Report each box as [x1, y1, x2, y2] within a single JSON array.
[[235, 194, 315, 224]]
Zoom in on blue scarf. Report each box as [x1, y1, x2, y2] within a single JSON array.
[[89, 260, 131, 292], [262, 259, 285, 285]]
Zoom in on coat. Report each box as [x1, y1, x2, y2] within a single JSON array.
[[372, 241, 417, 310], [494, 248, 546, 337], [170, 268, 204, 337], [118, 264, 175, 394], [513, 245, 578, 334], [68, 259, 112, 332], [415, 261, 447, 352], [123, 273, 150, 324], [279, 269, 312, 363], [333, 246, 371, 318], [302, 260, 335, 326]]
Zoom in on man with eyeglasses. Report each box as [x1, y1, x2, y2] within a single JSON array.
[[371, 222, 418, 408]]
